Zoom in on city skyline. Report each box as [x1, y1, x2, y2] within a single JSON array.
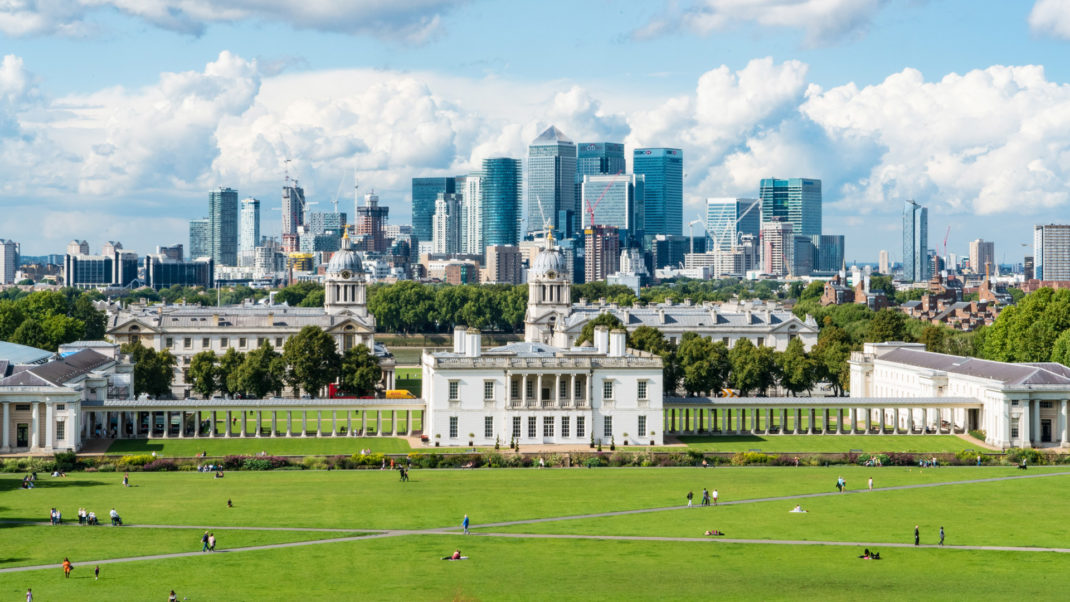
[[1, 2, 1070, 262]]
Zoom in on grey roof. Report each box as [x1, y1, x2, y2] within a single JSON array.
[[108, 305, 373, 330], [0, 370, 54, 387], [562, 304, 815, 332], [0, 360, 8, 378], [878, 348, 1070, 386], [82, 397, 425, 409], [532, 125, 572, 145], [0, 341, 54, 365], [18, 349, 113, 387], [901, 300, 922, 309]]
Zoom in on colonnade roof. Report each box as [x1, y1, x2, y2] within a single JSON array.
[[81, 398, 425, 409], [664, 396, 983, 409]]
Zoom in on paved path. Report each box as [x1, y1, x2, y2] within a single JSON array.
[[3, 470, 1068, 574]]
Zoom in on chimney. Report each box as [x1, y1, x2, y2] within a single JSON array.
[[453, 325, 466, 353], [594, 325, 610, 355], [465, 328, 481, 358], [213, 314, 220, 326], [266, 312, 274, 327], [609, 329, 627, 357]]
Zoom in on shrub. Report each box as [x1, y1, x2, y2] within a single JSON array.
[[53, 451, 78, 472], [686, 450, 705, 466], [97, 463, 116, 472], [584, 455, 606, 468], [608, 451, 633, 467], [2, 458, 21, 473], [857, 453, 889, 466], [1005, 447, 1044, 465], [142, 459, 177, 472], [119, 454, 155, 468], [242, 459, 274, 471], [350, 452, 386, 468], [731, 451, 776, 465], [955, 449, 986, 464], [884, 452, 917, 466], [968, 429, 987, 442], [302, 457, 328, 470]]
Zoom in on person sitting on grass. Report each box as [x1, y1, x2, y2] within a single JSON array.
[[442, 549, 463, 560], [790, 505, 807, 513], [704, 529, 724, 536]]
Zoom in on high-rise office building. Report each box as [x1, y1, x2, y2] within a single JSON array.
[[482, 158, 522, 248], [1034, 224, 1070, 281], [189, 218, 210, 260], [577, 142, 626, 178], [412, 177, 456, 244], [585, 225, 621, 283], [527, 126, 577, 237], [634, 148, 683, 237], [969, 238, 996, 275], [580, 174, 645, 245], [759, 178, 821, 239], [879, 250, 890, 275], [432, 193, 462, 254], [0, 238, 18, 284], [461, 172, 483, 255], [761, 218, 794, 277], [209, 187, 239, 266], [484, 245, 522, 284], [67, 240, 89, 256], [281, 181, 306, 252], [1025, 256, 1035, 280], [239, 197, 260, 266], [355, 192, 388, 252], [705, 198, 760, 251], [156, 245, 183, 261], [811, 234, 845, 273], [903, 200, 929, 282]]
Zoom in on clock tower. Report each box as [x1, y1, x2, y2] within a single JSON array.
[[524, 237, 572, 344], [324, 235, 369, 318]]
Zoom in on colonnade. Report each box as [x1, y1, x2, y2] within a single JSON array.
[[663, 405, 972, 435], [509, 373, 589, 409]]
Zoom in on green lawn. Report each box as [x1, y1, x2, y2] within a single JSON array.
[[672, 434, 976, 453], [395, 367, 422, 379], [105, 436, 413, 456], [4, 466, 1070, 600]]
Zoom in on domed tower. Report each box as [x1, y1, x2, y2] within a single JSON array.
[[324, 235, 369, 318], [524, 238, 572, 344]]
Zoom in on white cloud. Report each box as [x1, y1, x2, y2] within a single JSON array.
[[0, 0, 457, 41], [635, 0, 887, 46], [1029, 0, 1070, 39]]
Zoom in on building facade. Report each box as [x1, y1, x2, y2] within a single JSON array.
[[580, 174, 644, 245], [484, 245, 522, 284], [527, 126, 577, 237], [577, 142, 626, 178], [585, 225, 621, 283], [634, 148, 683, 237], [903, 200, 929, 282], [209, 187, 239, 267], [189, 219, 210, 260], [239, 197, 260, 266], [1034, 224, 1070, 281], [432, 193, 462, 254], [281, 182, 306, 253], [0, 238, 18, 284], [705, 198, 760, 251], [759, 178, 821, 239], [482, 158, 522, 248], [146, 256, 214, 290], [411, 177, 456, 245], [761, 218, 794, 277], [969, 238, 995, 274], [462, 171, 483, 255], [424, 326, 664, 447], [355, 193, 388, 252]]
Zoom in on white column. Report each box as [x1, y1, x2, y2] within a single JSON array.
[[44, 403, 54, 451], [287, 411, 293, 437], [225, 411, 232, 437], [1061, 400, 1069, 447], [375, 411, 381, 436], [255, 411, 262, 437], [178, 411, 186, 438], [272, 411, 278, 437], [1, 402, 9, 449], [779, 409, 786, 434], [555, 374, 561, 408], [1020, 401, 1031, 448], [30, 402, 39, 450], [317, 411, 323, 436], [1032, 400, 1041, 446], [70, 406, 80, 450], [908, 408, 915, 434], [521, 374, 527, 407], [347, 411, 352, 437]]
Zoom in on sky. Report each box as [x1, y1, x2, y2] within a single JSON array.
[[1, 0, 1070, 265]]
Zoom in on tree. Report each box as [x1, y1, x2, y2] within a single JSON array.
[[729, 339, 777, 396], [70, 295, 106, 340], [188, 351, 219, 399], [234, 342, 285, 398], [919, 325, 949, 353], [340, 344, 382, 396], [776, 337, 815, 397], [811, 324, 851, 396], [629, 326, 681, 394], [867, 275, 896, 297], [575, 312, 625, 346], [798, 281, 825, 302], [298, 288, 325, 307], [217, 347, 245, 396], [0, 300, 25, 340], [11, 317, 49, 350], [1053, 329, 1070, 367], [866, 308, 910, 343], [980, 288, 1070, 362], [282, 326, 341, 397], [676, 333, 729, 396], [121, 340, 175, 398]]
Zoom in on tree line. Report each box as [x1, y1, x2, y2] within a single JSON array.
[[0, 289, 106, 351]]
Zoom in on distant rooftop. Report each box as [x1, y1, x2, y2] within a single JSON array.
[[0, 341, 54, 366], [531, 125, 573, 145]]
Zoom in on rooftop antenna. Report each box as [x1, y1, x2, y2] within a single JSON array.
[[284, 158, 292, 186]]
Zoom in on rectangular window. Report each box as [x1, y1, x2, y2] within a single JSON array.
[[512, 416, 521, 438], [604, 416, 613, 438], [449, 416, 458, 438], [1041, 401, 1054, 409], [576, 416, 585, 438], [56, 404, 65, 411], [543, 416, 554, 437], [449, 381, 459, 400], [56, 421, 65, 441], [202, 337, 210, 348], [15, 404, 30, 411], [526, 380, 534, 399], [637, 381, 648, 400], [1011, 400, 1019, 406], [638, 415, 647, 438], [165, 337, 173, 348], [562, 416, 570, 438], [603, 381, 613, 400], [574, 378, 583, 399], [756, 337, 764, 347], [1011, 417, 1020, 439], [220, 337, 228, 348], [723, 337, 729, 345], [527, 416, 537, 438], [276, 337, 283, 347], [239, 338, 247, 348], [483, 380, 494, 400], [511, 380, 519, 398], [484, 416, 494, 438], [559, 379, 568, 399], [257, 337, 265, 347], [183, 338, 192, 349]]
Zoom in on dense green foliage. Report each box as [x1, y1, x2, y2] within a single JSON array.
[[368, 281, 526, 333], [120, 339, 176, 397], [0, 289, 107, 351], [340, 344, 382, 396], [979, 287, 1070, 363], [574, 312, 625, 346], [282, 326, 342, 397]]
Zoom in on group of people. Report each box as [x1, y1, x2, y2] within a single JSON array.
[[919, 457, 940, 468], [835, 476, 848, 492], [686, 488, 719, 507], [21, 473, 36, 489], [398, 465, 410, 481], [76, 508, 101, 525], [914, 525, 945, 546], [200, 531, 217, 552]]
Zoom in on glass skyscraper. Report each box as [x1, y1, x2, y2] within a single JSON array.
[[580, 174, 644, 246], [759, 178, 822, 239], [633, 148, 683, 237], [903, 200, 929, 282], [239, 197, 260, 254], [482, 158, 522, 247], [189, 218, 210, 260], [209, 187, 239, 266], [705, 198, 760, 251], [527, 126, 577, 237], [577, 142, 626, 177], [412, 177, 456, 244]]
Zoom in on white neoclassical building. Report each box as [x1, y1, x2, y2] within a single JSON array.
[[424, 322, 664, 447], [105, 235, 395, 397], [850, 342, 1070, 449], [523, 238, 817, 351]]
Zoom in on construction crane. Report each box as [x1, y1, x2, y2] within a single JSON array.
[[583, 171, 626, 229], [688, 218, 704, 256], [535, 194, 555, 244]]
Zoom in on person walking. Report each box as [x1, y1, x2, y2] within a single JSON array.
[[701, 488, 710, 507], [939, 526, 945, 546], [26, 588, 31, 602], [95, 565, 100, 580], [914, 525, 920, 546], [868, 477, 873, 490], [712, 489, 719, 506], [462, 514, 470, 535], [687, 490, 693, 508], [208, 533, 216, 551], [62, 557, 73, 579], [201, 530, 210, 552]]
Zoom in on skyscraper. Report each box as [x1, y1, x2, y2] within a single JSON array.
[[705, 198, 760, 251], [239, 197, 260, 266], [482, 157, 522, 248], [0, 238, 18, 284], [761, 218, 794, 277], [1034, 224, 1070, 280], [281, 181, 306, 252], [903, 200, 929, 282], [355, 192, 388, 252], [527, 126, 577, 237], [577, 142, 626, 178], [189, 218, 210, 260], [969, 238, 996, 275], [432, 193, 462, 254], [585, 225, 621, 283], [580, 174, 645, 245], [209, 187, 239, 266], [462, 172, 483, 254], [759, 178, 822, 239], [412, 177, 456, 245], [634, 148, 683, 237], [811, 234, 845, 273], [879, 250, 890, 275]]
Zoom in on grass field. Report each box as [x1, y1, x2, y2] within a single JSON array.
[[105, 436, 413, 456], [3, 466, 1069, 600], [672, 434, 976, 453], [395, 366, 422, 379]]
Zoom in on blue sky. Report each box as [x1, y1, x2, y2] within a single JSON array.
[[1, 0, 1069, 265]]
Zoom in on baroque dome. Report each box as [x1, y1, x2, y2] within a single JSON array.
[[326, 236, 363, 276], [530, 245, 566, 279]]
